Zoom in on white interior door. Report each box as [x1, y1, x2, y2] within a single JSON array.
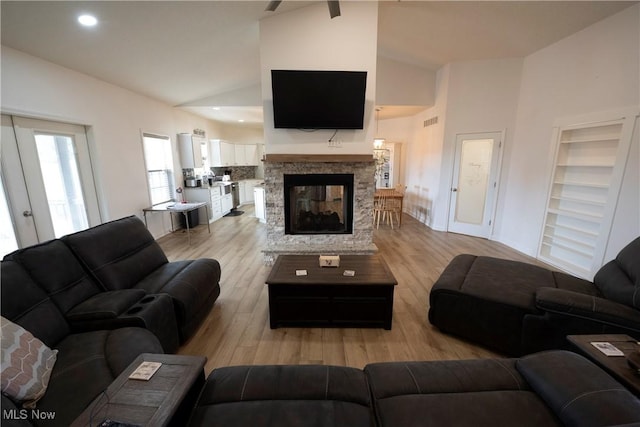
[[448, 132, 503, 238], [3, 115, 101, 248]]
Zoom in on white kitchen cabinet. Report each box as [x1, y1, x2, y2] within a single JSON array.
[[178, 133, 207, 169], [210, 185, 223, 221], [233, 144, 259, 166], [238, 181, 248, 205], [221, 193, 233, 215], [254, 186, 266, 223], [242, 144, 259, 166], [210, 140, 260, 167], [210, 139, 235, 167], [234, 145, 246, 166], [184, 185, 224, 223], [242, 179, 261, 204]]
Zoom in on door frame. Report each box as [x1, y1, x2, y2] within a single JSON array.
[[446, 130, 505, 239], [2, 114, 102, 246]]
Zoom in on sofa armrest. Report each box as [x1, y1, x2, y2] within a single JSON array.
[[535, 287, 640, 331], [516, 350, 640, 427], [66, 289, 146, 321]]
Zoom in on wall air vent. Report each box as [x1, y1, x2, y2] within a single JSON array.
[[423, 116, 438, 127]]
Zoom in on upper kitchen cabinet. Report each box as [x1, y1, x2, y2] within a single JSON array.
[[210, 139, 260, 166], [235, 144, 259, 166], [178, 133, 208, 169], [210, 139, 235, 167]]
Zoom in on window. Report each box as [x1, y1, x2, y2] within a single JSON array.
[[142, 133, 174, 205]]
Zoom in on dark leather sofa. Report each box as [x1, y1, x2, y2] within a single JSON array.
[[1, 215, 221, 426], [429, 236, 640, 356], [1, 258, 164, 427], [187, 350, 640, 427], [4, 215, 221, 350]]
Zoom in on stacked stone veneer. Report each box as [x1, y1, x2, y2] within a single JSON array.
[[263, 160, 377, 264]]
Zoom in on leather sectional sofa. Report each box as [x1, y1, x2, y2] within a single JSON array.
[[429, 236, 640, 356], [187, 350, 640, 427], [1, 215, 221, 426]]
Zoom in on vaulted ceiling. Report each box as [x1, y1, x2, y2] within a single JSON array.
[[2, 1, 636, 125]]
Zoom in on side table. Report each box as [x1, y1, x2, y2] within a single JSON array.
[[567, 334, 640, 396], [71, 353, 206, 427]]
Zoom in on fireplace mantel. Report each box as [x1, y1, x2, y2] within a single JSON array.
[[263, 154, 374, 163]]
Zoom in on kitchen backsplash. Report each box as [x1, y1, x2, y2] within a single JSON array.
[[211, 166, 257, 180]]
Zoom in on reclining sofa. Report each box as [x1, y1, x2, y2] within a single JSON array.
[[1, 215, 221, 426], [429, 236, 640, 356], [187, 350, 640, 427]]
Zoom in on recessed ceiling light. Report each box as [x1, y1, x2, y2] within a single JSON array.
[[211, 107, 221, 110], [78, 14, 98, 27], [238, 119, 245, 123]]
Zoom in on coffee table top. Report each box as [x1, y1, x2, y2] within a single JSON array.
[[266, 254, 397, 286]]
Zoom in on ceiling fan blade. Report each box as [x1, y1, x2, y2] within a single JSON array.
[[327, 0, 341, 18], [265, 0, 282, 12]]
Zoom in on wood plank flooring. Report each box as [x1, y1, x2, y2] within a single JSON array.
[[160, 206, 543, 375]]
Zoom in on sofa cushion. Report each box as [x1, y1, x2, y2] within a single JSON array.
[[62, 215, 168, 291], [189, 365, 373, 427], [134, 259, 221, 339], [35, 328, 163, 427], [1, 317, 58, 408], [594, 238, 640, 310], [517, 350, 640, 427], [66, 289, 147, 322], [6, 240, 102, 314], [0, 260, 69, 347], [535, 288, 640, 332], [365, 358, 560, 427]]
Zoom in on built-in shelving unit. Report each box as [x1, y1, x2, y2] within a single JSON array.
[[538, 110, 637, 279]]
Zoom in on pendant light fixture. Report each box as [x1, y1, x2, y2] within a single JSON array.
[[373, 107, 385, 149]]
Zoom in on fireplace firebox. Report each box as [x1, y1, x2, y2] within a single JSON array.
[[284, 174, 354, 235]]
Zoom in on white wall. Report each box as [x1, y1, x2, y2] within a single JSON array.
[[1, 46, 223, 238], [376, 56, 436, 107], [496, 5, 640, 258], [436, 58, 523, 231], [259, 2, 378, 155], [385, 58, 523, 231]]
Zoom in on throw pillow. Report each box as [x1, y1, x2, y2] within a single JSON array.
[[1, 316, 57, 408]]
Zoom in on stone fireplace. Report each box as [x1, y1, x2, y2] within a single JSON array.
[[284, 173, 354, 235], [263, 155, 377, 264]]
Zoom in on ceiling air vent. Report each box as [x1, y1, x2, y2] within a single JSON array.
[[423, 117, 438, 128]]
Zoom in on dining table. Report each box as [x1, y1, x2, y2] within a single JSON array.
[[374, 188, 404, 227]]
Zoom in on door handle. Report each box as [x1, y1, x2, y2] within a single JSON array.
[[23, 210, 33, 217], [451, 188, 458, 192]]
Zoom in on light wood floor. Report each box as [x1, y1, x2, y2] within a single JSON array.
[[160, 206, 542, 375]]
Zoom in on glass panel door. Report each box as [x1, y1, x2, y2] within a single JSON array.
[[448, 132, 503, 238], [9, 116, 101, 242], [34, 133, 89, 237], [454, 139, 494, 225]]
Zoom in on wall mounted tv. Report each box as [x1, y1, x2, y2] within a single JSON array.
[[271, 70, 367, 129]]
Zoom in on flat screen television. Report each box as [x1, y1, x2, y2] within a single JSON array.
[[271, 70, 367, 129]]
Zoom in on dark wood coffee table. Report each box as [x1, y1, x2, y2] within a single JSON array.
[[266, 254, 398, 329], [71, 353, 206, 427], [568, 334, 640, 396]]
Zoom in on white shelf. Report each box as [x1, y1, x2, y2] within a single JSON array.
[[547, 207, 603, 222], [538, 111, 635, 279], [553, 180, 609, 189]]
